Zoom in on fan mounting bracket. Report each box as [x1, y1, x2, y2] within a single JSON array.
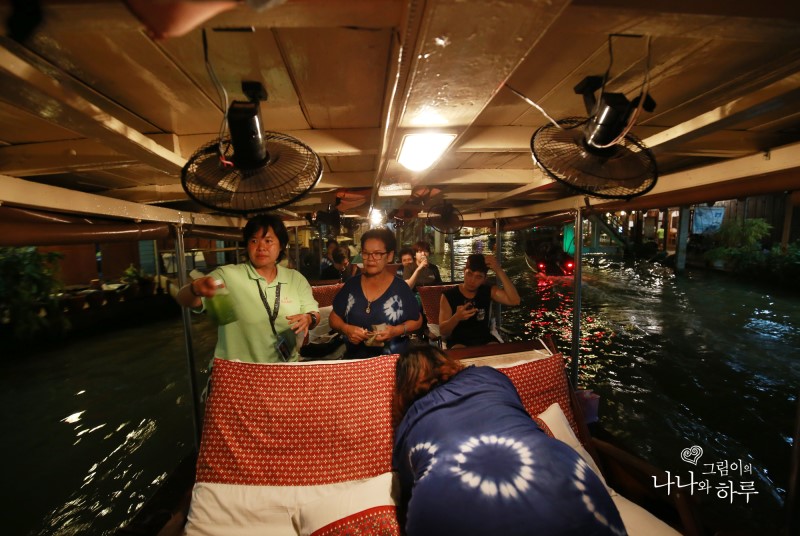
[[242, 81, 268, 102]]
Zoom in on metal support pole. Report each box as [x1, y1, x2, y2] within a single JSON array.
[[570, 209, 583, 388], [448, 233, 455, 281], [494, 218, 503, 332], [153, 240, 162, 292], [294, 226, 300, 270], [174, 225, 203, 450], [675, 206, 690, 273]]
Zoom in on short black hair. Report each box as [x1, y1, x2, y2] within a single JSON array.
[[326, 238, 339, 247], [243, 214, 289, 262], [465, 253, 488, 274], [413, 241, 432, 254], [360, 228, 396, 255], [332, 247, 350, 264], [398, 247, 414, 259]]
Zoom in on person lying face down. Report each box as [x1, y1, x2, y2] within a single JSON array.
[[392, 345, 626, 536]]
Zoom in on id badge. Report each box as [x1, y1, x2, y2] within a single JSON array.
[[275, 328, 297, 362]]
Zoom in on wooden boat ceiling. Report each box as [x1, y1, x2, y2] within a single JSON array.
[[1, 0, 800, 230]]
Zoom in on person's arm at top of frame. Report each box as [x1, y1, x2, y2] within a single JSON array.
[[438, 294, 476, 338], [486, 255, 520, 306]]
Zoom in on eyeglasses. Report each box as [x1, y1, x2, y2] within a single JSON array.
[[362, 251, 388, 260]]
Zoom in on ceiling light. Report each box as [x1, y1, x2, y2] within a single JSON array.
[[397, 133, 456, 171], [369, 208, 384, 226]]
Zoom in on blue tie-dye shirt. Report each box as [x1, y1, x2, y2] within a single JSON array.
[[332, 274, 421, 359]]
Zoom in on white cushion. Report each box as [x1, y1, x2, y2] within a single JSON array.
[[461, 348, 552, 369], [536, 403, 607, 488], [185, 483, 296, 536], [611, 494, 681, 536], [537, 403, 682, 536], [298, 472, 397, 535], [186, 473, 398, 536]]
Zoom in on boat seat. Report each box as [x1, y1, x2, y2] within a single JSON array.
[[183, 341, 702, 536], [310, 282, 343, 308]]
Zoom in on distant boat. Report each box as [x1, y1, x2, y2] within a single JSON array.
[[525, 251, 575, 277]]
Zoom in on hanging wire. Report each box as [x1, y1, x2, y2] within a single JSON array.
[[202, 29, 234, 166], [504, 84, 565, 130], [590, 34, 653, 149]]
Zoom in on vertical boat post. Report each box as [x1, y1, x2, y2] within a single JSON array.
[[174, 224, 203, 450], [294, 226, 300, 270], [495, 218, 503, 332], [449, 233, 455, 280], [570, 209, 583, 388]]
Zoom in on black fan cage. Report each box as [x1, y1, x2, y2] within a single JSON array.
[[426, 203, 463, 234], [182, 131, 322, 215], [530, 117, 658, 200]]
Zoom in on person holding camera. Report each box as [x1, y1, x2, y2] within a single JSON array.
[[438, 254, 520, 348]]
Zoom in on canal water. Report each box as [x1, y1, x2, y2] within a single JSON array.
[[2, 235, 798, 534]]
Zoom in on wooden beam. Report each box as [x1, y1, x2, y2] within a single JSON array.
[[0, 174, 243, 227], [0, 42, 185, 176]]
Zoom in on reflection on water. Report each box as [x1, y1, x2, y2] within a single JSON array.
[[2, 235, 797, 533], [501, 251, 798, 531]]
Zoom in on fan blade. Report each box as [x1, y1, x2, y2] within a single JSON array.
[[182, 131, 322, 214], [530, 118, 657, 200]]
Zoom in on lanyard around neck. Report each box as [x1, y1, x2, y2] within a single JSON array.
[[256, 279, 281, 336]]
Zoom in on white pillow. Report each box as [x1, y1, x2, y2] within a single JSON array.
[[536, 402, 607, 488], [186, 474, 398, 536], [185, 483, 296, 536], [537, 403, 682, 536], [298, 472, 397, 535], [611, 494, 681, 536]]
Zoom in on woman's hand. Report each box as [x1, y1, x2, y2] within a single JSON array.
[[374, 324, 398, 342], [190, 276, 219, 298], [344, 324, 370, 344], [286, 313, 311, 336]]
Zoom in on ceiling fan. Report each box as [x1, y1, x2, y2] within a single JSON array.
[[182, 83, 322, 215], [426, 201, 464, 235], [181, 32, 322, 215], [523, 35, 658, 200]]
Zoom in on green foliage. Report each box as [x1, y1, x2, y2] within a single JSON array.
[[0, 247, 69, 340], [704, 218, 772, 270], [703, 218, 800, 289]]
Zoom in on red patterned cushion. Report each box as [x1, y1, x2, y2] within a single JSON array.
[[312, 283, 344, 308], [310, 506, 399, 536], [196, 355, 396, 486], [498, 353, 579, 436]]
